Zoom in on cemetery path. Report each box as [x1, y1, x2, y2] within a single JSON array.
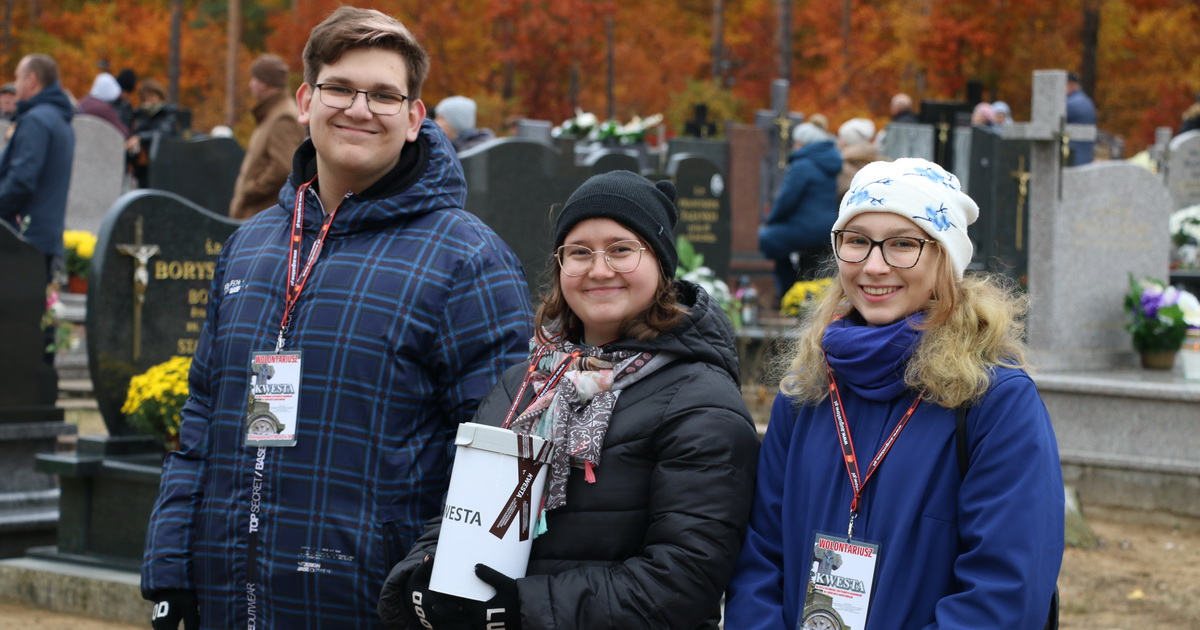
[[1058, 506, 1200, 629], [0, 507, 1197, 628], [0, 601, 141, 629]]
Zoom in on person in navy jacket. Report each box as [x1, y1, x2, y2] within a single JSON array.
[[140, 7, 532, 629], [726, 158, 1063, 630]]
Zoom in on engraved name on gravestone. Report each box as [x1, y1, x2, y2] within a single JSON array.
[[1167, 129, 1200, 210], [89, 190, 239, 436], [669, 154, 730, 280]]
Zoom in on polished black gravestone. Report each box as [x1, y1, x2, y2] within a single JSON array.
[[920, 100, 972, 174], [147, 136, 245, 216], [0, 222, 75, 558], [460, 138, 589, 293], [966, 127, 1033, 284], [668, 153, 731, 281], [33, 190, 239, 568]]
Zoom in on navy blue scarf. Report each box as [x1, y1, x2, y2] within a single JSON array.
[[822, 314, 924, 401]]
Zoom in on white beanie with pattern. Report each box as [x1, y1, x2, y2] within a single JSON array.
[[832, 158, 979, 279]]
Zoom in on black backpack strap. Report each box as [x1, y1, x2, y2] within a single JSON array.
[[956, 404, 1059, 630]]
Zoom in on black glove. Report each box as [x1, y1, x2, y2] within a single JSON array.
[[150, 589, 199, 630], [379, 554, 463, 630], [471, 564, 522, 630]]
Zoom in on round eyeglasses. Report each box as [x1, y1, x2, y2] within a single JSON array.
[[313, 83, 410, 116], [556, 240, 648, 277], [832, 229, 936, 269]]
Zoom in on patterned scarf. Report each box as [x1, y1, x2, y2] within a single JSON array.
[[508, 337, 674, 512]]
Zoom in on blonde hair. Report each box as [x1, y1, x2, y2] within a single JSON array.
[[777, 250, 1030, 408]]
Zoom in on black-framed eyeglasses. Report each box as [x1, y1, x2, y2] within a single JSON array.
[[832, 229, 936, 269], [556, 240, 648, 277], [313, 83, 410, 116]]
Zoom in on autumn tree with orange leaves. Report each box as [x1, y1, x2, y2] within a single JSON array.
[[2, 0, 1197, 154]]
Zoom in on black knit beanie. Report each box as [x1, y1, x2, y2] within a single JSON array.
[[554, 170, 679, 278]]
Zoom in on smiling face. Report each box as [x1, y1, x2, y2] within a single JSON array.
[[296, 46, 425, 193], [837, 212, 941, 326], [559, 218, 661, 346]]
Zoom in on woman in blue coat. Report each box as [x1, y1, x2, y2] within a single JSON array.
[[758, 122, 843, 301], [727, 158, 1063, 630]]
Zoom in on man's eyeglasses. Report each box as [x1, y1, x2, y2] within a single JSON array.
[[313, 83, 410, 116], [556, 240, 648, 277], [832, 229, 936, 269]]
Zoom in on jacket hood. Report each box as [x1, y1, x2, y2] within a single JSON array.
[[789, 139, 842, 177], [16, 81, 74, 123], [279, 118, 466, 237], [608, 280, 742, 387]]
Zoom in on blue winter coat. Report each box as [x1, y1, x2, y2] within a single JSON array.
[[0, 81, 75, 259], [1066, 89, 1097, 166], [726, 368, 1064, 630], [141, 119, 534, 629], [758, 140, 842, 260]]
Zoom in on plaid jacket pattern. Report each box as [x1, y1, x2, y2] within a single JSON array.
[[141, 120, 533, 628]]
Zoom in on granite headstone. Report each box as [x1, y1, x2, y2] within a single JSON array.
[[65, 115, 126, 235], [1027, 162, 1172, 371], [147, 136, 245, 215], [0, 223, 60, 421], [879, 122, 935, 162], [1166, 130, 1200, 210], [0, 221, 74, 558], [88, 190, 239, 436]]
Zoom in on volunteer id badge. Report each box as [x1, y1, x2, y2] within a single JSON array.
[[802, 532, 880, 630], [245, 351, 302, 447]]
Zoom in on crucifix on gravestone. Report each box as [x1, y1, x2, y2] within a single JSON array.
[[1010, 154, 1031, 252], [115, 215, 160, 362], [1002, 70, 1097, 202], [753, 79, 804, 219]]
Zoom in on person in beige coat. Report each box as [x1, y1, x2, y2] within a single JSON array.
[[229, 54, 308, 220]]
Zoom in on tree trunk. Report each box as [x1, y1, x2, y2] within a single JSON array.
[[1081, 0, 1099, 99], [226, 0, 241, 128], [169, 0, 182, 104], [711, 0, 724, 85]]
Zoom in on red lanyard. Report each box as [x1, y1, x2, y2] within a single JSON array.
[[824, 357, 924, 540], [502, 347, 580, 429], [277, 175, 340, 352]]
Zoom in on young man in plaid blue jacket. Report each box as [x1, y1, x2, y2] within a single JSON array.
[[140, 7, 532, 628]]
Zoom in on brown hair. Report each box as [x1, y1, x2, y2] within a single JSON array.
[[532, 247, 687, 345], [20, 54, 58, 87], [302, 6, 430, 100]]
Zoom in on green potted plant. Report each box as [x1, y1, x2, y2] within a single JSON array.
[[1123, 274, 1200, 369]]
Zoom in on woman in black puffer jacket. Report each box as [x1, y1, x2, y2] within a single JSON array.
[[379, 170, 760, 630]]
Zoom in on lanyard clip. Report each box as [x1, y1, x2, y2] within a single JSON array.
[[275, 330, 285, 353], [847, 511, 858, 541]]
